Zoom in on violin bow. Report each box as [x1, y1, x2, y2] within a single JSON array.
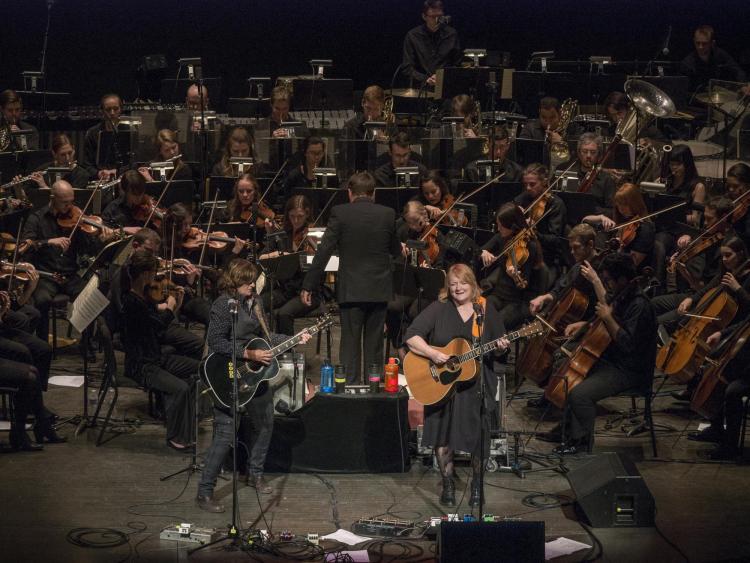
[[481, 207, 553, 270], [197, 191, 221, 269], [143, 169, 179, 230], [253, 157, 290, 220], [604, 201, 687, 233], [521, 161, 577, 216], [65, 178, 108, 241]]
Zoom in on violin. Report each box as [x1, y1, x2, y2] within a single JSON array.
[[133, 195, 167, 228], [240, 201, 281, 230], [434, 194, 468, 227], [0, 260, 64, 285], [412, 222, 440, 267], [666, 231, 725, 292], [617, 221, 639, 249], [157, 257, 214, 277], [56, 206, 111, 236], [182, 226, 254, 251], [506, 230, 532, 289], [292, 227, 318, 254], [147, 277, 183, 304]]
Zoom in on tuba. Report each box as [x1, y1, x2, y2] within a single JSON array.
[[616, 79, 676, 145], [549, 99, 578, 162]]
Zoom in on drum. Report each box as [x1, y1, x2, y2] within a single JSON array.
[[695, 159, 747, 179], [672, 140, 723, 160]]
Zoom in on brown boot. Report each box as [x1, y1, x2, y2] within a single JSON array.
[[196, 494, 225, 513], [247, 474, 273, 494]]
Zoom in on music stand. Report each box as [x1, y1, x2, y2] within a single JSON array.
[[557, 192, 598, 225], [160, 77, 223, 109], [291, 78, 353, 111], [374, 187, 419, 212], [434, 66, 506, 104], [650, 194, 687, 232], [207, 176, 237, 201], [145, 180, 195, 207], [291, 187, 346, 221], [227, 97, 271, 118], [514, 138, 546, 167], [0, 152, 21, 185]]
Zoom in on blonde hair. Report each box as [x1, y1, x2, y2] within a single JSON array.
[[362, 85, 385, 105], [438, 263, 481, 303]]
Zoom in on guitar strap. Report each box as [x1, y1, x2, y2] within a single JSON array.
[[252, 298, 273, 342], [471, 295, 487, 346]]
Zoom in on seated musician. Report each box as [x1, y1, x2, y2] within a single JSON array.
[[387, 200, 446, 357], [412, 170, 463, 225], [679, 25, 746, 95], [602, 91, 629, 137], [102, 169, 157, 235], [373, 132, 428, 187], [83, 93, 124, 180], [695, 319, 750, 460], [211, 126, 266, 177], [281, 136, 327, 195], [405, 263, 509, 507], [269, 86, 309, 139], [663, 145, 706, 230], [519, 96, 563, 143], [29, 133, 91, 190], [651, 197, 733, 328], [566, 133, 617, 224], [220, 173, 277, 235], [725, 163, 750, 247], [0, 89, 40, 150], [120, 249, 197, 452], [186, 83, 210, 112], [196, 259, 312, 512], [401, 0, 462, 88], [342, 85, 396, 140], [449, 94, 478, 138], [105, 227, 204, 360], [479, 202, 545, 330], [138, 129, 194, 185], [258, 195, 321, 335], [20, 180, 105, 341], [514, 163, 567, 280], [546, 253, 657, 454], [464, 125, 523, 183]]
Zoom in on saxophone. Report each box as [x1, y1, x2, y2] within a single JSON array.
[[549, 99, 578, 162]]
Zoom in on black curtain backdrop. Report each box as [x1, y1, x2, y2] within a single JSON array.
[[1, 0, 748, 105]]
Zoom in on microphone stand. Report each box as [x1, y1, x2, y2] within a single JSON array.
[[228, 297, 241, 543], [197, 75, 209, 189], [474, 303, 487, 516]]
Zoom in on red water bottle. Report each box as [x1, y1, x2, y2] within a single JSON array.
[[384, 357, 399, 393]]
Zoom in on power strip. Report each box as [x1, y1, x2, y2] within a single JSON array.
[[160, 523, 219, 545], [351, 517, 413, 537]]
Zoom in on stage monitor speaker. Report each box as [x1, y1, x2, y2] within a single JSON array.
[[566, 452, 655, 528], [272, 353, 307, 414], [438, 521, 545, 563]]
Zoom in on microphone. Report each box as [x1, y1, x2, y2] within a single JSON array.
[[228, 298, 239, 315], [438, 15, 452, 25], [473, 302, 484, 326], [661, 25, 672, 57]]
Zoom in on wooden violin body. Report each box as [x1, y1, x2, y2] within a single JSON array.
[[655, 285, 737, 383], [517, 288, 589, 386]]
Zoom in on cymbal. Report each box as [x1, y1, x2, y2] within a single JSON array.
[[387, 88, 435, 99], [696, 90, 736, 105]]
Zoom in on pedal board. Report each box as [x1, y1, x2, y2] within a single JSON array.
[[351, 517, 412, 537], [160, 523, 219, 545]]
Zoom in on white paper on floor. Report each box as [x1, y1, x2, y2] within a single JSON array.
[[545, 537, 592, 560], [320, 529, 372, 546], [48, 375, 84, 388]]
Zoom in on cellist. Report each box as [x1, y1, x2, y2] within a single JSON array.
[[543, 253, 657, 455]]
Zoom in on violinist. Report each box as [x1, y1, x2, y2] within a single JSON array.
[[120, 249, 197, 452], [82, 92, 124, 180], [28, 133, 91, 190], [725, 163, 750, 247], [281, 136, 327, 196], [663, 145, 706, 229], [102, 169, 159, 234], [138, 129, 194, 184], [464, 125, 523, 184], [514, 163, 567, 278], [258, 195, 321, 336], [479, 202, 545, 330], [545, 253, 657, 455], [211, 126, 265, 178], [222, 173, 277, 233], [373, 132, 428, 187], [412, 171, 465, 226], [563, 133, 617, 221], [20, 180, 103, 341]]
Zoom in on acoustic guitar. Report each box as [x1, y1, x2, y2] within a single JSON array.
[[201, 312, 333, 409], [403, 320, 543, 405]]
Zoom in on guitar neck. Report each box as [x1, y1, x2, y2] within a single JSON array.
[[266, 321, 328, 358], [457, 328, 526, 364]]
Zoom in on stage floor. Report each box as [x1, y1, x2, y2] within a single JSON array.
[[1, 320, 749, 563]]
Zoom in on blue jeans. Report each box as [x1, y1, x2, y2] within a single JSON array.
[[197, 390, 274, 497]]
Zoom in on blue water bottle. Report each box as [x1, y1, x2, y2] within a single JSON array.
[[320, 360, 334, 393]]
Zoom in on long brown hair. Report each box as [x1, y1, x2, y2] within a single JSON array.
[[283, 195, 312, 233], [613, 182, 648, 223], [219, 258, 259, 297], [227, 173, 259, 221], [218, 126, 255, 176]]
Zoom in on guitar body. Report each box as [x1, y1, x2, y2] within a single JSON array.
[[201, 337, 280, 409], [403, 338, 476, 406]]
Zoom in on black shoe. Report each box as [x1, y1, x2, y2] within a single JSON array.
[[247, 475, 273, 494], [196, 494, 225, 513], [670, 389, 691, 402], [536, 424, 563, 443], [439, 477, 456, 507], [9, 431, 43, 452], [706, 444, 739, 461], [687, 425, 724, 443], [34, 420, 67, 444], [468, 480, 483, 508]]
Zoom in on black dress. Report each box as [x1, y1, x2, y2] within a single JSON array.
[[405, 299, 506, 455]]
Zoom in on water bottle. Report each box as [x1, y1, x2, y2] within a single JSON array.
[[334, 364, 346, 394], [320, 360, 334, 393], [384, 357, 399, 393], [368, 363, 381, 394], [87, 387, 99, 413]]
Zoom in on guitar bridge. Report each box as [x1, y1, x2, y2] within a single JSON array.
[[430, 364, 439, 382]]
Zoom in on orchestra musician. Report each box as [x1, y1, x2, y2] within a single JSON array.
[[28, 133, 91, 190], [449, 94, 478, 138], [479, 202, 545, 330], [119, 249, 197, 453], [514, 163, 567, 279], [301, 172, 400, 384], [281, 136, 327, 194], [679, 25, 746, 95], [569, 133, 618, 222], [186, 83, 210, 112], [602, 91, 629, 137], [221, 173, 277, 234], [725, 163, 750, 247], [543, 253, 657, 455], [401, 0, 462, 88], [0, 89, 40, 150], [373, 132, 428, 187], [102, 169, 158, 234], [83, 93, 125, 180], [196, 259, 312, 512], [412, 170, 464, 225], [663, 144, 706, 229], [258, 195, 322, 336], [20, 180, 105, 342], [269, 86, 309, 139], [138, 129, 193, 183], [464, 125, 524, 183], [342, 86, 396, 140], [405, 263, 510, 507], [211, 126, 265, 177], [519, 97, 563, 143]]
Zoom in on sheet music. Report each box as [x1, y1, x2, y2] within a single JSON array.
[[304, 254, 339, 272], [68, 274, 110, 333]]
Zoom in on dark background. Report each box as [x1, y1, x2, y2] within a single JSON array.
[[1, 0, 748, 105]]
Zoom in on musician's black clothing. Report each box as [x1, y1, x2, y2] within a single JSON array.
[[519, 119, 547, 141], [464, 158, 523, 184], [102, 194, 140, 228], [405, 299, 506, 455], [680, 47, 746, 94], [373, 161, 429, 187], [341, 113, 398, 141], [402, 23, 462, 85], [34, 161, 91, 190], [83, 123, 124, 173]]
